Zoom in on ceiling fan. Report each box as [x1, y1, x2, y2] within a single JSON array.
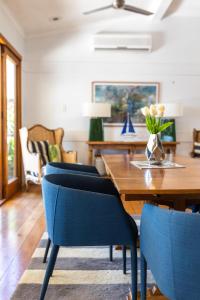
[[83, 0, 153, 16]]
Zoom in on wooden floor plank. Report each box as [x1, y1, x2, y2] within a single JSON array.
[[0, 186, 45, 300]]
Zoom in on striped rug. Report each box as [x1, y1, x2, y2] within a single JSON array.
[[12, 232, 155, 300]]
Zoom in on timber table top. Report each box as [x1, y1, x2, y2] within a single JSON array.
[[87, 141, 179, 146], [102, 154, 200, 196]]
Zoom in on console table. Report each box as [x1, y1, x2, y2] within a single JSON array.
[[86, 141, 179, 165]]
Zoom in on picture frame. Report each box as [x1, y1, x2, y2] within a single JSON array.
[[92, 81, 160, 126]]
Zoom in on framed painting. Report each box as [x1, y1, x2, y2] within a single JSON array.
[[92, 81, 160, 126]]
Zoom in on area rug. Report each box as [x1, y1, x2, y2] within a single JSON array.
[[12, 233, 155, 300]]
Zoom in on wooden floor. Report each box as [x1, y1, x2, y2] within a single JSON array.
[[0, 186, 168, 300], [0, 186, 45, 300]]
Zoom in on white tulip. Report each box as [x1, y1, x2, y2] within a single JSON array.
[[141, 106, 150, 116], [149, 104, 157, 116], [156, 104, 165, 117], [157, 110, 164, 117], [157, 104, 165, 113]]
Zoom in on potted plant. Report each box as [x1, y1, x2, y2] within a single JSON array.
[[141, 104, 173, 165]]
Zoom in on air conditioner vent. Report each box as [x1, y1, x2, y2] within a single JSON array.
[[93, 33, 152, 52]]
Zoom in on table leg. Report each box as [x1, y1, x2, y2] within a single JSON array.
[[126, 288, 161, 299], [88, 148, 93, 165], [172, 146, 176, 155], [173, 199, 186, 211]]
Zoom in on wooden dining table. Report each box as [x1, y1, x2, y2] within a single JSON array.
[[102, 154, 200, 299], [102, 154, 200, 211]]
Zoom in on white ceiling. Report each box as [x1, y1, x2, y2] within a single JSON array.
[[1, 0, 200, 37]]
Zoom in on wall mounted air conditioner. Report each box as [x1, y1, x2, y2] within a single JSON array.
[[93, 33, 152, 52]]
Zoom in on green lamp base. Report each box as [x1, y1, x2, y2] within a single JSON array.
[[89, 118, 104, 141], [161, 118, 176, 142]]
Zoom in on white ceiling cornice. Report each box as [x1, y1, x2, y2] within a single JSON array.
[[0, 0, 25, 38]]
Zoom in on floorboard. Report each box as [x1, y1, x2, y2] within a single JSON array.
[[0, 186, 45, 300]]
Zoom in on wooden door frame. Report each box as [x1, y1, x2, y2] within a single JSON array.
[[0, 33, 22, 203]]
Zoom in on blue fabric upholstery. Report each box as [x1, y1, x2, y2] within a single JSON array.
[[140, 204, 200, 300], [188, 204, 200, 213], [43, 164, 114, 264], [40, 174, 138, 300], [42, 174, 137, 246], [46, 162, 99, 177]]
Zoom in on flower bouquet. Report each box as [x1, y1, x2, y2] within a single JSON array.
[[141, 104, 173, 164]]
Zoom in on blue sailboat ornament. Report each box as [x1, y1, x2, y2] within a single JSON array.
[[121, 113, 136, 136]]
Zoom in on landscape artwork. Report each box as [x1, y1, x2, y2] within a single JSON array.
[[92, 82, 159, 125]]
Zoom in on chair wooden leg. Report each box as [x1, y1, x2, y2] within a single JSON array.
[[39, 245, 59, 300], [109, 245, 113, 261], [43, 238, 51, 263], [123, 245, 127, 274], [140, 251, 147, 300], [25, 179, 29, 192], [130, 244, 137, 300]]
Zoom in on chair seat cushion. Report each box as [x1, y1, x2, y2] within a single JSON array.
[[28, 140, 50, 166]]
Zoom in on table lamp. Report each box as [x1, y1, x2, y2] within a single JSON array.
[[83, 102, 111, 141], [161, 103, 183, 142]]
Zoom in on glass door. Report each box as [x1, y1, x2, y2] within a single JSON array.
[[0, 41, 22, 201], [6, 56, 17, 182]]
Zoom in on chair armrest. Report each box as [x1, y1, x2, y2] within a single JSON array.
[[19, 127, 42, 177], [24, 152, 42, 175], [61, 149, 77, 163]]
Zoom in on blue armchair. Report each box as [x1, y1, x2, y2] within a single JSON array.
[[44, 162, 124, 268], [40, 173, 138, 300], [46, 162, 100, 177], [140, 204, 200, 300], [43, 162, 100, 263], [188, 204, 200, 213]]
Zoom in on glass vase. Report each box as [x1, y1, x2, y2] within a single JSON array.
[[146, 133, 165, 165]]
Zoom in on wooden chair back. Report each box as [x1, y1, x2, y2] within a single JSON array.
[[193, 128, 200, 142], [191, 128, 200, 157], [28, 124, 64, 145]]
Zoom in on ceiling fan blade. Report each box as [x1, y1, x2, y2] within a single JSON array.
[[83, 5, 113, 15], [124, 4, 153, 16]]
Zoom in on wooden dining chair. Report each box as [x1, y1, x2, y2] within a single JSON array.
[[191, 128, 200, 157]]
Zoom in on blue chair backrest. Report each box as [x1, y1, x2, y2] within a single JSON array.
[[46, 162, 99, 177], [141, 204, 200, 300], [42, 174, 137, 247]]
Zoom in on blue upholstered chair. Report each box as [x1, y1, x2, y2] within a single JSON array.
[[189, 204, 200, 213], [43, 162, 121, 267], [140, 204, 200, 300], [40, 174, 138, 300], [46, 162, 100, 177], [43, 162, 99, 263]]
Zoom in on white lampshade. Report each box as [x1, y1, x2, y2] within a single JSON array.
[[163, 103, 183, 117], [83, 102, 111, 118]]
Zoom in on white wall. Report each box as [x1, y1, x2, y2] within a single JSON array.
[[24, 17, 200, 163], [0, 2, 24, 54], [0, 1, 26, 124]]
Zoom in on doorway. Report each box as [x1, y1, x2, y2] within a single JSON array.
[[0, 34, 22, 202]]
